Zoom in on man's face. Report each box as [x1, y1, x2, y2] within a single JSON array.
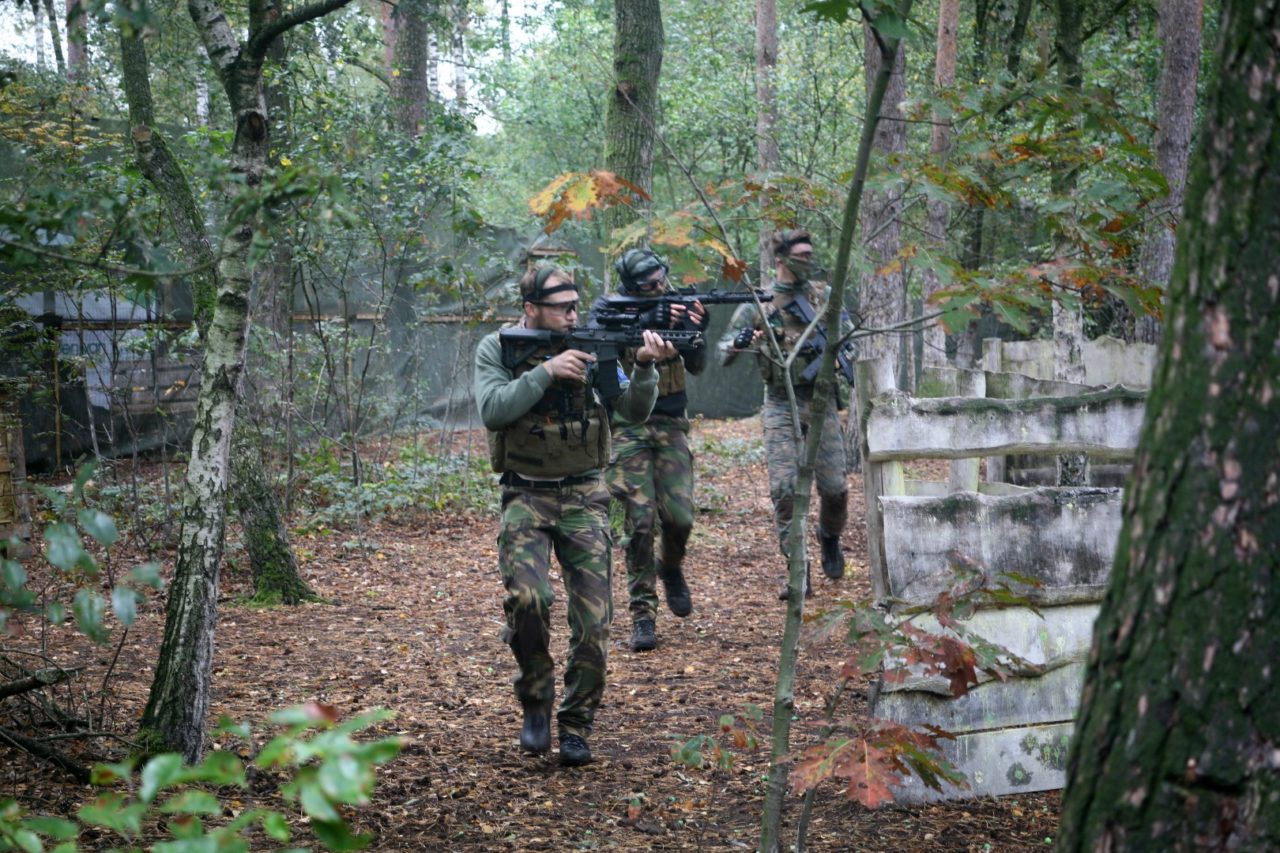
[[526, 273, 579, 332], [632, 268, 667, 296], [778, 242, 815, 281]]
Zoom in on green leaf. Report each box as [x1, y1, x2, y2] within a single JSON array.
[[310, 820, 373, 852], [254, 735, 293, 769], [44, 524, 85, 573], [801, 0, 858, 23], [2, 559, 27, 591], [298, 784, 340, 823], [72, 589, 108, 644], [44, 602, 65, 625], [9, 827, 42, 853], [318, 755, 371, 805], [21, 817, 78, 840], [74, 462, 98, 502], [152, 837, 224, 853], [90, 760, 135, 785], [111, 587, 139, 628], [129, 562, 164, 590], [869, 9, 909, 39], [77, 794, 144, 835], [214, 716, 251, 739], [77, 509, 118, 548], [141, 754, 187, 804], [189, 750, 245, 786], [261, 811, 291, 842], [157, 790, 221, 815]]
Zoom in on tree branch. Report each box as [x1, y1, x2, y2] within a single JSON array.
[[247, 0, 356, 62], [0, 667, 80, 700]]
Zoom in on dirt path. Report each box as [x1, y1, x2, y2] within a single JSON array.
[[4, 418, 1059, 851]]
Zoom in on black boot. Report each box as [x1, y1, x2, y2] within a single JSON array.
[[630, 618, 657, 652], [820, 534, 845, 580], [559, 733, 592, 767], [658, 561, 692, 617], [777, 563, 813, 601], [519, 702, 551, 754]]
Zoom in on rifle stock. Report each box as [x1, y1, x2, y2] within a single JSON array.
[[783, 294, 856, 385]]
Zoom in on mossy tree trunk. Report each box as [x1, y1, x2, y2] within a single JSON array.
[[231, 417, 318, 605], [139, 0, 353, 762], [1057, 1, 1280, 847]]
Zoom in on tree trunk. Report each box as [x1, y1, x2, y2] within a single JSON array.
[[603, 0, 663, 240], [755, 0, 778, 279], [1058, 1, 1280, 847], [232, 417, 318, 605], [1135, 0, 1203, 344], [758, 9, 912, 849], [451, 0, 467, 108], [40, 0, 65, 75], [391, 0, 431, 137], [857, 22, 908, 383], [65, 0, 87, 79], [922, 0, 958, 368], [140, 0, 353, 761]]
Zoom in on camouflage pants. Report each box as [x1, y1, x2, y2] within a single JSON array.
[[497, 479, 612, 739], [606, 417, 695, 623], [762, 391, 849, 554]]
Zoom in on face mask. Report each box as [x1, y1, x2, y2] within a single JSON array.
[[784, 257, 813, 281]]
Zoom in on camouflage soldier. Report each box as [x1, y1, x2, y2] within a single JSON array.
[[474, 263, 676, 766], [716, 229, 850, 599], [590, 249, 708, 652]]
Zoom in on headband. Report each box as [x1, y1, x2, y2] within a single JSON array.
[[524, 264, 579, 302]]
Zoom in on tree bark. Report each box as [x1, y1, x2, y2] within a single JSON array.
[[1058, 1, 1280, 847], [755, 0, 779, 279], [603, 0, 663, 241], [858, 21, 908, 384], [231, 418, 318, 605], [65, 0, 87, 79], [1136, 0, 1203, 345], [139, 0, 353, 762], [390, 0, 432, 137], [40, 0, 66, 75], [922, 0, 958, 368]]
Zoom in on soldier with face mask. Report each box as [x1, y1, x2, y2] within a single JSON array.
[[589, 248, 708, 653], [716, 229, 851, 599], [474, 262, 676, 766]]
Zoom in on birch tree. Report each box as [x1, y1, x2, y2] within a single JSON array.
[[138, 0, 354, 761]]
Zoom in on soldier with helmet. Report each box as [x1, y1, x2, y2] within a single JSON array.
[[716, 229, 851, 599], [589, 248, 709, 653], [474, 262, 676, 766]]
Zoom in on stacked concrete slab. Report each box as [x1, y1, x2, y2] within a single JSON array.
[[853, 353, 1151, 801]]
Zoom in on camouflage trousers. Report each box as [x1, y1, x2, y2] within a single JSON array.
[[496, 479, 612, 739], [761, 391, 849, 554], [606, 417, 695, 623]]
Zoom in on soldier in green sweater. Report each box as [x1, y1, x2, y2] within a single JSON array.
[[473, 262, 674, 767]]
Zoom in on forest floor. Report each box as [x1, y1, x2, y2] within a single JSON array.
[[4, 418, 1060, 851]]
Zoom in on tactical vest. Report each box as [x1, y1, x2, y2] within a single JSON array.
[[487, 344, 612, 478], [757, 286, 823, 393], [620, 349, 686, 397]]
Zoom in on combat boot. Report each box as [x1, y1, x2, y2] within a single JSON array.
[[630, 618, 657, 652], [820, 534, 845, 580], [519, 701, 551, 754], [559, 733, 592, 766], [657, 561, 693, 617], [777, 563, 813, 601]]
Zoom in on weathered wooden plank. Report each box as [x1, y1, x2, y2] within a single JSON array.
[[874, 661, 1086, 734], [985, 371, 1100, 400], [879, 604, 1099, 694], [866, 387, 1146, 461], [1083, 337, 1156, 388], [886, 722, 1075, 802], [880, 489, 1122, 606], [857, 358, 903, 601]]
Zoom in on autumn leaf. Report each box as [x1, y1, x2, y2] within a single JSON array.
[[528, 170, 649, 235]]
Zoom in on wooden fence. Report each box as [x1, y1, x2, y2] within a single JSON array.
[[854, 352, 1149, 801]]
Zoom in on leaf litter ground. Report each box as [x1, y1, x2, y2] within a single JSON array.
[[4, 418, 1059, 851]]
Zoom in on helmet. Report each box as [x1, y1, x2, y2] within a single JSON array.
[[613, 248, 669, 293]]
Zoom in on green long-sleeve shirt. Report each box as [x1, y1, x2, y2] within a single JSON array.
[[473, 328, 660, 432]]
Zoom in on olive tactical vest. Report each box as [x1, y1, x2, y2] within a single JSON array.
[[620, 350, 686, 397], [487, 345, 611, 478], [757, 286, 824, 393]]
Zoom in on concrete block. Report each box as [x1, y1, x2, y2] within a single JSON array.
[[880, 488, 1123, 605]]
